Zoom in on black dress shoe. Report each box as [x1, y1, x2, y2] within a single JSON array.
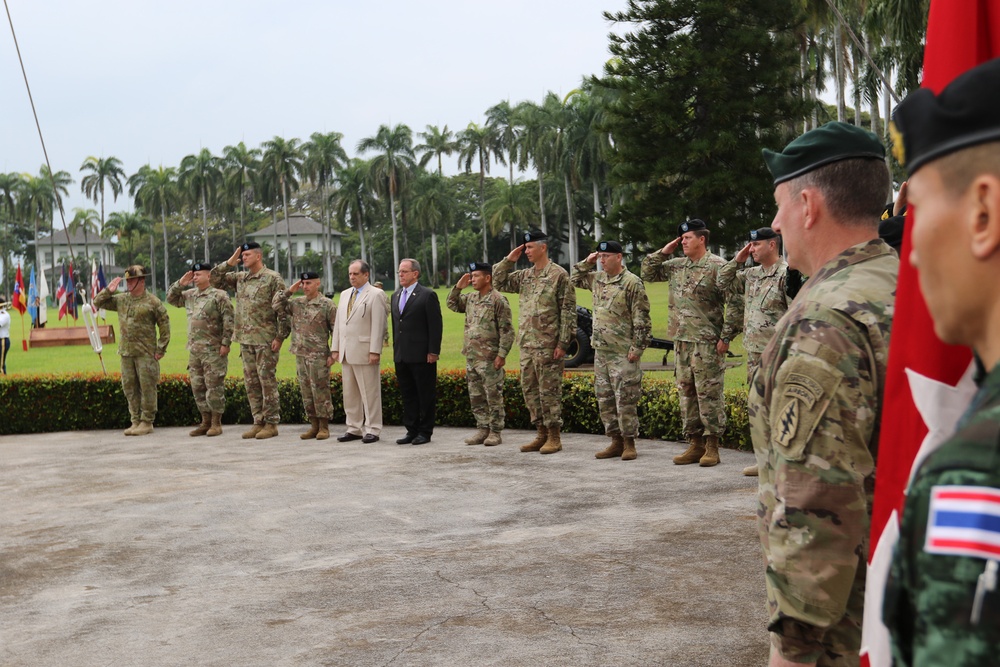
[[411, 435, 430, 445], [337, 432, 363, 442], [396, 434, 415, 444], [362, 434, 379, 444]]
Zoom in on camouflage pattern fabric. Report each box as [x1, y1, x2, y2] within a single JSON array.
[[120, 356, 160, 423], [717, 258, 790, 356], [465, 359, 506, 431], [493, 258, 576, 351], [749, 240, 898, 664], [273, 290, 337, 419], [675, 341, 726, 437], [167, 281, 234, 415], [94, 288, 170, 357], [746, 351, 762, 386], [188, 350, 228, 415], [295, 355, 333, 419], [210, 263, 289, 345], [241, 344, 281, 425], [520, 349, 565, 428], [884, 363, 1000, 667], [572, 261, 651, 437]]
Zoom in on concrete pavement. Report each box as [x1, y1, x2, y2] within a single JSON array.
[[1, 425, 769, 666]]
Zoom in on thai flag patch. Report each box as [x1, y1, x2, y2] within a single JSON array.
[[925, 485, 1000, 560]]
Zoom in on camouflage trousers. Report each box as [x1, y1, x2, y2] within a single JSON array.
[[296, 354, 333, 419], [467, 359, 505, 432], [241, 344, 280, 425], [121, 355, 160, 423], [594, 350, 642, 437], [746, 351, 762, 386], [189, 349, 228, 415], [674, 341, 726, 437], [520, 348, 564, 428]]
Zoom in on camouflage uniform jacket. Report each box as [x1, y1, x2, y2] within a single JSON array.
[[272, 290, 336, 358], [493, 258, 576, 351], [641, 251, 740, 343], [210, 263, 289, 346], [884, 362, 1000, 667], [446, 286, 515, 362], [571, 262, 651, 358], [94, 288, 170, 358], [166, 281, 234, 353], [717, 258, 790, 355], [749, 239, 898, 658]]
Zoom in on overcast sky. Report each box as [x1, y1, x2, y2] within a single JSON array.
[[1, 0, 625, 218]]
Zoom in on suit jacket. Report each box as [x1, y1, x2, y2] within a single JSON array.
[[331, 283, 388, 366], [391, 283, 443, 364]]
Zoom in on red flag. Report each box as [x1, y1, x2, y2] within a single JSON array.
[[56, 264, 68, 320], [12, 264, 27, 315], [862, 2, 1000, 664]]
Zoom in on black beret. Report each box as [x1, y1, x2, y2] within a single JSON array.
[[522, 230, 547, 243], [749, 228, 777, 241], [300, 271, 320, 280], [241, 241, 261, 251], [468, 262, 492, 274], [677, 219, 707, 236], [891, 57, 1000, 174], [762, 121, 885, 185], [879, 215, 905, 252], [596, 240, 623, 253], [191, 262, 212, 272]]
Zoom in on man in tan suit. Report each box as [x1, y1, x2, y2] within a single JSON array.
[[331, 260, 388, 443]]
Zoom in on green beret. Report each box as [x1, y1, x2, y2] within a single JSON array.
[[891, 57, 1000, 174], [762, 121, 885, 185]]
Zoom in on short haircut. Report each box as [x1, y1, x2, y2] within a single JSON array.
[[790, 158, 891, 227], [402, 258, 421, 273], [350, 259, 370, 275], [691, 229, 710, 244], [935, 141, 1000, 194]]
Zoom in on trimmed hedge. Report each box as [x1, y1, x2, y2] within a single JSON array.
[[0, 371, 751, 449]]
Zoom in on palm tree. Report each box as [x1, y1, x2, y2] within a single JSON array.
[[40, 165, 74, 272], [68, 208, 100, 267], [179, 149, 222, 262], [79, 156, 125, 235], [222, 142, 261, 244], [261, 136, 304, 281], [484, 179, 538, 241], [333, 159, 376, 270], [515, 98, 559, 235], [129, 165, 179, 290], [410, 171, 456, 286], [566, 85, 614, 244], [357, 124, 416, 274], [19, 173, 54, 269], [303, 132, 348, 291], [0, 172, 19, 294], [457, 122, 502, 261], [105, 211, 151, 268], [416, 124, 460, 278], [486, 101, 524, 248]]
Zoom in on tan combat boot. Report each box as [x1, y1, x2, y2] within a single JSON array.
[[256, 423, 279, 440], [700, 435, 721, 467], [595, 435, 625, 459], [189, 412, 212, 437], [742, 464, 759, 476], [483, 431, 502, 446], [673, 435, 706, 465], [622, 437, 637, 461], [520, 425, 548, 452], [132, 421, 154, 436], [206, 413, 223, 437], [300, 417, 320, 440], [242, 423, 264, 439], [124, 421, 139, 436], [316, 418, 330, 440], [539, 425, 562, 454], [465, 428, 490, 446]]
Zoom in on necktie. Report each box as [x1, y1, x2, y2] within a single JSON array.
[[347, 288, 357, 316], [399, 288, 408, 312]]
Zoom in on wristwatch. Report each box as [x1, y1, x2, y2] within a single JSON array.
[[721, 337, 730, 344]]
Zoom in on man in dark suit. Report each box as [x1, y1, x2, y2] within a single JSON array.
[[391, 258, 443, 445]]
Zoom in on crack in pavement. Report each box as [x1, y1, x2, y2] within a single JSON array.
[[530, 602, 604, 650], [435, 570, 493, 612]]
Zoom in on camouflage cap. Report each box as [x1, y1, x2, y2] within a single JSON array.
[[762, 121, 885, 185], [468, 262, 492, 274], [891, 57, 1000, 174]]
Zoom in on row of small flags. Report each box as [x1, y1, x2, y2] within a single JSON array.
[[9, 259, 107, 329]]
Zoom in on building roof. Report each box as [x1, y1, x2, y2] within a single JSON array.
[[28, 228, 117, 247], [248, 213, 345, 239]]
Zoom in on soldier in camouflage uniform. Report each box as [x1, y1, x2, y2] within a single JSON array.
[[717, 227, 790, 477], [642, 219, 740, 467], [94, 265, 170, 436], [572, 240, 651, 461], [447, 262, 515, 447], [751, 122, 898, 666], [882, 58, 1000, 667], [494, 230, 576, 454], [167, 262, 234, 437], [273, 271, 337, 441], [211, 242, 289, 440]]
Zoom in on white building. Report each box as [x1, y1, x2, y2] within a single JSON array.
[[248, 213, 344, 258], [28, 229, 119, 276]]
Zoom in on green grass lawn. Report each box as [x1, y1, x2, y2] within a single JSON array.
[[4, 282, 749, 390]]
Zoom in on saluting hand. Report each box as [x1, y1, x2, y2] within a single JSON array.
[[456, 273, 472, 289], [735, 243, 752, 263], [585, 251, 599, 264], [107, 277, 122, 293], [289, 280, 303, 294], [227, 247, 242, 266], [506, 245, 524, 262], [660, 237, 681, 255], [180, 270, 195, 286]]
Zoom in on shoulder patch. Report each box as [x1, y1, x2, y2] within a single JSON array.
[[926, 485, 1000, 560], [775, 399, 800, 448], [784, 373, 823, 408]]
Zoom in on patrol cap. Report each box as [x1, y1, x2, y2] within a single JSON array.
[[762, 121, 885, 185], [123, 265, 149, 279], [890, 57, 1000, 175], [522, 230, 547, 243], [191, 262, 212, 272], [749, 228, 778, 241], [300, 271, 320, 280], [468, 262, 492, 274], [677, 219, 707, 236], [596, 240, 623, 253], [241, 241, 261, 251]]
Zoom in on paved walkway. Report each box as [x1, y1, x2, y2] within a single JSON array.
[[1, 425, 769, 666]]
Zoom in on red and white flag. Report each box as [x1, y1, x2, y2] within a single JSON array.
[[862, 2, 1000, 665]]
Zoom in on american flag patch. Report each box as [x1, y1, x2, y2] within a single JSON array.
[[925, 485, 1000, 560]]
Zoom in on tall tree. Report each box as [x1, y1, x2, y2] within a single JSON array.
[[40, 166, 74, 274], [222, 142, 261, 245], [486, 101, 524, 249], [303, 132, 348, 292], [357, 124, 416, 275], [333, 159, 376, 272], [18, 173, 53, 269], [104, 211, 151, 268], [179, 149, 222, 262], [79, 156, 125, 235], [129, 165, 179, 290], [416, 124, 459, 278], [515, 98, 559, 235], [67, 208, 99, 269], [261, 136, 304, 281], [410, 172, 456, 286], [457, 122, 501, 261]]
